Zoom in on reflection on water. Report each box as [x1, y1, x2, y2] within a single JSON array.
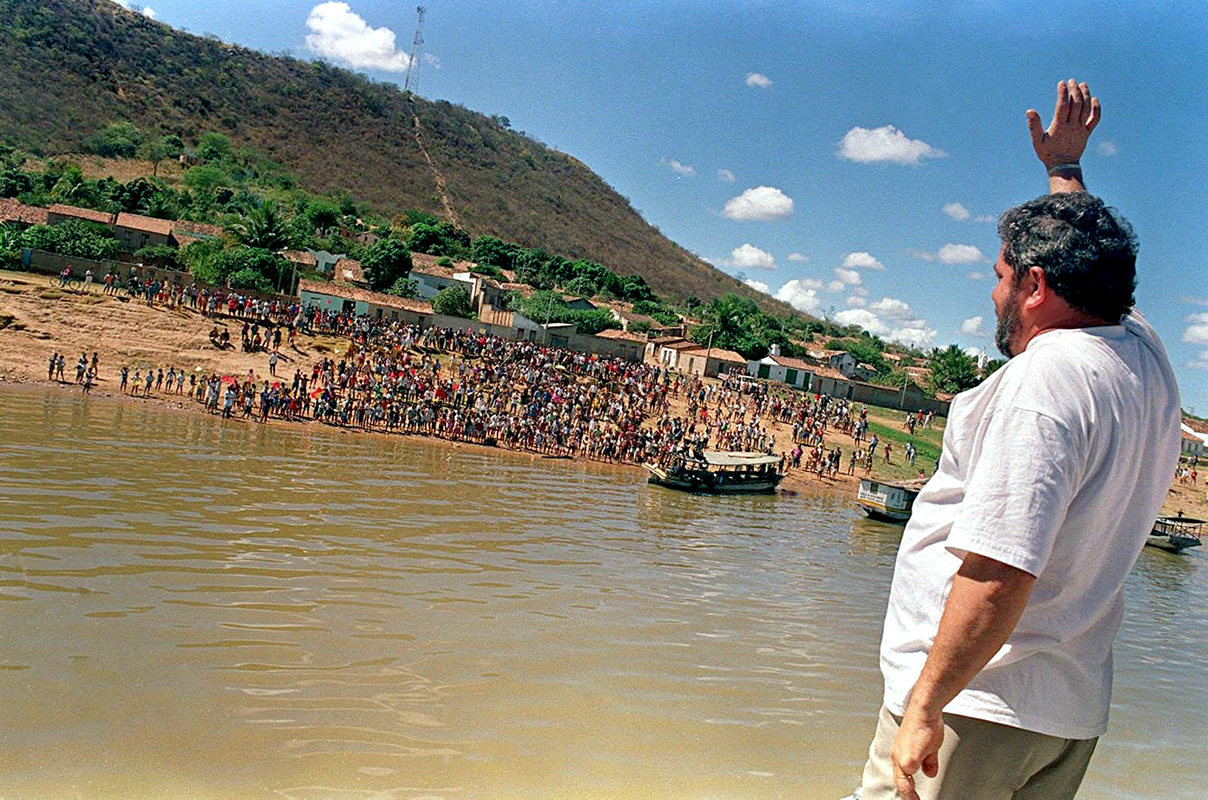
[[1, 388, 1205, 798]]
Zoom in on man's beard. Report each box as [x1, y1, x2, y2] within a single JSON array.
[[995, 295, 1023, 358]]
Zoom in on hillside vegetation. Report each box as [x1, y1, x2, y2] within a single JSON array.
[[0, 0, 796, 315]]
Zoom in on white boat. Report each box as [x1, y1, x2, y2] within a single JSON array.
[[1146, 513, 1204, 554], [856, 477, 925, 523], [644, 451, 784, 494]]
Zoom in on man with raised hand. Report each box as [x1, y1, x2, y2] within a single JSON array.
[[858, 80, 1181, 799]]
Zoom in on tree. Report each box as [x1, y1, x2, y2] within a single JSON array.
[[471, 235, 516, 270], [432, 285, 474, 318], [85, 122, 144, 158], [406, 222, 452, 256], [563, 275, 597, 297], [20, 220, 120, 260], [225, 201, 291, 251], [137, 135, 183, 176], [361, 236, 412, 291], [386, 277, 419, 298], [196, 132, 233, 163], [189, 244, 284, 290], [183, 164, 229, 194], [928, 345, 982, 394], [134, 244, 182, 269]]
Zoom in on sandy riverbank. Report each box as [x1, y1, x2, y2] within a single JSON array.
[[2, 267, 1203, 518]]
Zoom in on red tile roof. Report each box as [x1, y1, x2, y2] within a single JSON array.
[[333, 257, 364, 285], [115, 212, 175, 236], [411, 251, 475, 276], [594, 328, 648, 343], [696, 347, 747, 363], [298, 279, 434, 314], [48, 203, 115, 225], [0, 198, 48, 225], [280, 249, 318, 267], [770, 355, 815, 371]]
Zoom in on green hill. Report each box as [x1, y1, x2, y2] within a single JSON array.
[[0, 0, 800, 316]]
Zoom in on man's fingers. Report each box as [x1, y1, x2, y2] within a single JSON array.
[[1065, 78, 1082, 122], [1086, 97, 1101, 132], [1077, 81, 1092, 123], [1026, 109, 1045, 147], [1053, 80, 1068, 126], [922, 752, 940, 778], [894, 771, 919, 800]]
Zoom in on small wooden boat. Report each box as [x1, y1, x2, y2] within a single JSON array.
[[644, 451, 784, 494], [1146, 513, 1204, 554], [856, 477, 926, 523]]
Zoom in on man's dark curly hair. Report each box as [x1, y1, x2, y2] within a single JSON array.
[[997, 193, 1138, 323]]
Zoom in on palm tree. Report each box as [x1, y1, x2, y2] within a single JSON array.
[[224, 200, 291, 252]]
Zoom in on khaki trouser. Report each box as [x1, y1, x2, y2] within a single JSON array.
[[861, 705, 1098, 799]]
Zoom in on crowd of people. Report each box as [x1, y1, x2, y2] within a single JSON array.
[[50, 277, 939, 481]]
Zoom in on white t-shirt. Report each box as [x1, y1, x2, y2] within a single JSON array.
[[880, 310, 1181, 739]]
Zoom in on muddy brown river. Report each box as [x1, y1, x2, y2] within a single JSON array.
[[1, 388, 1203, 798]]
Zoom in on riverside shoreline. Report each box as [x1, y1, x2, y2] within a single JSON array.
[[2, 267, 1203, 517]]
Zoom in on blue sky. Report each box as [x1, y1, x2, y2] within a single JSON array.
[[117, 0, 1208, 412]]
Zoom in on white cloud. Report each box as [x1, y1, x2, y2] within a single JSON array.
[[1188, 351, 1208, 370], [1097, 141, 1118, 157], [717, 169, 736, 183], [661, 158, 696, 177], [912, 243, 985, 264], [422, 52, 442, 69], [1181, 295, 1208, 307], [847, 295, 867, 308], [795, 277, 825, 290], [838, 125, 945, 165], [115, 0, 156, 17], [833, 267, 862, 286], [305, 2, 412, 72], [745, 72, 773, 89], [722, 186, 794, 221], [974, 214, 998, 223], [842, 251, 884, 270], [943, 202, 971, 221], [827, 280, 847, 293], [727, 243, 776, 270], [850, 286, 870, 297], [787, 252, 810, 263], [1184, 313, 1208, 345], [936, 243, 984, 264], [834, 297, 937, 349], [775, 280, 822, 315], [966, 271, 987, 281], [744, 278, 770, 294], [960, 316, 986, 336]]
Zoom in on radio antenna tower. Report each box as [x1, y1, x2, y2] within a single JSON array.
[[403, 6, 426, 94]]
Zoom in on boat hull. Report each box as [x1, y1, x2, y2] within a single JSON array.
[[858, 504, 912, 523], [644, 466, 781, 494], [1145, 535, 1203, 554]]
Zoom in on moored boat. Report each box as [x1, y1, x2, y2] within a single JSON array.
[[856, 477, 926, 523], [1145, 513, 1204, 554], [644, 451, 784, 494]]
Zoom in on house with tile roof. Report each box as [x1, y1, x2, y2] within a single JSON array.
[[678, 347, 748, 378], [47, 203, 116, 227], [114, 212, 175, 252], [0, 198, 48, 227]]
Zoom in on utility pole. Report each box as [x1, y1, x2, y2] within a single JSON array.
[[403, 6, 426, 94]]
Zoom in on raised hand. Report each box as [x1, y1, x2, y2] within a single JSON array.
[[1026, 79, 1100, 168]]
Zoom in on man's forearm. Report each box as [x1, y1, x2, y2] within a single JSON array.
[[905, 554, 1036, 717]]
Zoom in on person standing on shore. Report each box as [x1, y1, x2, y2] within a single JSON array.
[[48, 352, 57, 382], [120, 365, 128, 393], [859, 81, 1181, 799]]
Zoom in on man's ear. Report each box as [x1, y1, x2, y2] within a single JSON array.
[[1022, 265, 1048, 310]]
